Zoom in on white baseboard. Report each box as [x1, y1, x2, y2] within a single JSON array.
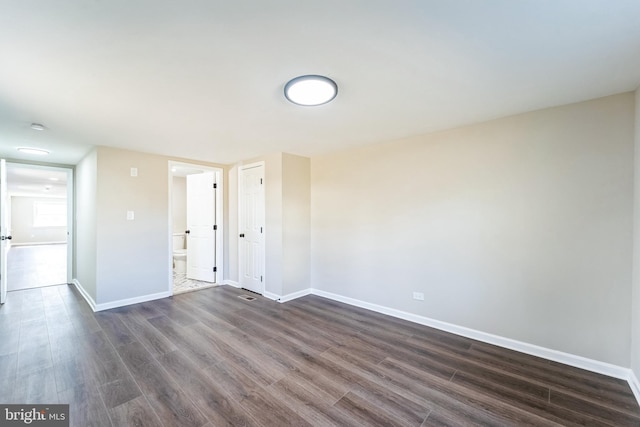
[[310, 288, 631, 381], [629, 371, 640, 404], [222, 280, 240, 288], [263, 291, 280, 301], [10, 241, 67, 247], [94, 291, 172, 312], [72, 279, 97, 311], [278, 288, 312, 303], [72, 279, 171, 312]]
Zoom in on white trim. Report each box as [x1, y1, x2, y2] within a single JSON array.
[[629, 371, 640, 404], [72, 279, 97, 311], [263, 291, 279, 301], [222, 280, 241, 288], [168, 161, 225, 295], [309, 288, 631, 381], [73, 279, 171, 312], [265, 288, 312, 303], [94, 291, 172, 312], [10, 241, 67, 246]]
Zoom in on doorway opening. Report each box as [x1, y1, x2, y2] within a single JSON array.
[[168, 161, 223, 295], [5, 163, 73, 292]]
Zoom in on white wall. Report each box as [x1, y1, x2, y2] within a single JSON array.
[[75, 148, 98, 302], [311, 93, 635, 366], [10, 196, 67, 244], [632, 88, 640, 377], [172, 176, 186, 233]]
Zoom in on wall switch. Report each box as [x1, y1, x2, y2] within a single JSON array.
[[130, 167, 138, 177], [413, 292, 424, 301], [126, 211, 135, 220]]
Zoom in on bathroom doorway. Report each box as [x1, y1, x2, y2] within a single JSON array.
[[168, 161, 223, 295]]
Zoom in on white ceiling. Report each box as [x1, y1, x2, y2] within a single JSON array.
[[6, 164, 68, 198], [0, 1, 639, 165]]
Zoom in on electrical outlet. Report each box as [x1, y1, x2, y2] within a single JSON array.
[[126, 211, 135, 220], [413, 292, 424, 301]]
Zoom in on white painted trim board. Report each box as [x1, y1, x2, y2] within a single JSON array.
[[310, 288, 630, 380], [72, 279, 171, 312]]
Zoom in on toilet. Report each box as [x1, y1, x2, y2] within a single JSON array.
[[172, 233, 187, 274]]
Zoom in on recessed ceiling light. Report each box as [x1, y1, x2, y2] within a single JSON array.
[[17, 147, 50, 156], [30, 123, 46, 131], [284, 75, 338, 106]]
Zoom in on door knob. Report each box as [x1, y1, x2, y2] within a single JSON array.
[[185, 230, 190, 234], [239, 233, 245, 238]]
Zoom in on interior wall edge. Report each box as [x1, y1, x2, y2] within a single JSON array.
[[71, 279, 96, 312]]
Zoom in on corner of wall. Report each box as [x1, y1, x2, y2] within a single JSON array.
[[631, 88, 640, 377]]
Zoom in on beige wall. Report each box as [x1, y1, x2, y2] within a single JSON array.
[[172, 176, 186, 233], [226, 164, 238, 281], [95, 146, 171, 304], [632, 88, 640, 376], [311, 93, 635, 366], [74, 146, 226, 306], [282, 153, 311, 295], [10, 196, 67, 244], [229, 152, 310, 298], [75, 148, 98, 301]]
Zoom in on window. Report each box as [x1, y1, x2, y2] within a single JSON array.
[[33, 201, 66, 228]]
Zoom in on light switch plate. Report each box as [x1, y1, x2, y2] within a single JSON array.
[[126, 211, 135, 220], [130, 167, 138, 177]]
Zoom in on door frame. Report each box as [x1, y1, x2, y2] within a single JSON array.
[[167, 161, 224, 294], [238, 161, 265, 294], [2, 161, 74, 298]]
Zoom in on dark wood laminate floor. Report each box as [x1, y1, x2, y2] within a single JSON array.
[[1, 284, 639, 426]]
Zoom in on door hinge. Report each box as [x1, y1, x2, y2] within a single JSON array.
[[213, 183, 217, 189], [213, 267, 217, 272], [260, 178, 263, 184], [260, 275, 263, 282], [260, 226, 263, 233], [213, 225, 217, 231]]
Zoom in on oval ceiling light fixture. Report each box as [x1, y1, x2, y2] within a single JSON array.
[[17, 147, 50, 156], [30, 123, 46, 131], [284, 75, 338, 106]]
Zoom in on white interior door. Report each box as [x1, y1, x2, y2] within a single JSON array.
[[239, 164, 264, 294], [0, 159, 8, 304], [186, 171, 216, 282]]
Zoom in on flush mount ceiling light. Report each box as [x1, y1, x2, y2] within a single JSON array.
[[17, 147, 50, 156], [284, 75, 338, 106], [30, 123, 46, 131]]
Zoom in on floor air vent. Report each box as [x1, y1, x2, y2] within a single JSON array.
[[238, 294, 256, 301]]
